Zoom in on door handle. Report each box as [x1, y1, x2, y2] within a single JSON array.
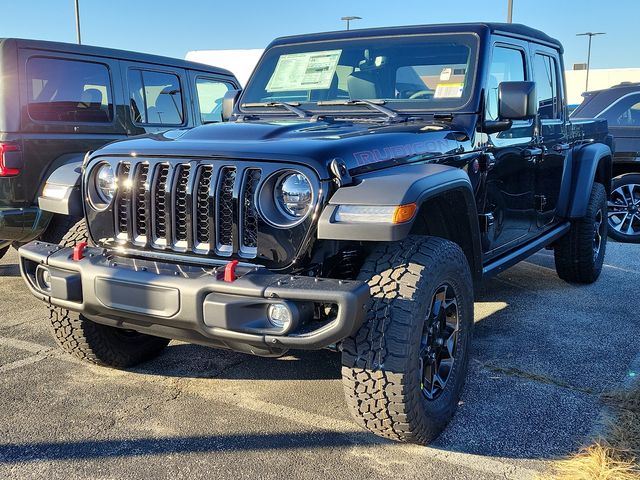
[[553, 143, 571, 152], [523, 147, 543, 160]]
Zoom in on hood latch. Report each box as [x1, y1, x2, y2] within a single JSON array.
[[330, 158, 353, 187]]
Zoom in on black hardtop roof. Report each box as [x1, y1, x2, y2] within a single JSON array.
[[268, 22, 563, 52], [0, 38, 235, 77]]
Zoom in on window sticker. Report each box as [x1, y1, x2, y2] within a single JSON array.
[[434, 83, 464, 98], [440, 67, 452, 81], [266, 50, 342, 92]]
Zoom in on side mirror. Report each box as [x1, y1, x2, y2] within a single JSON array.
[[222, 89, 242, 122], [498, 81, 537, 120]]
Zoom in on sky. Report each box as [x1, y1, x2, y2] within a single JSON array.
[[1, 0, 637, 70]]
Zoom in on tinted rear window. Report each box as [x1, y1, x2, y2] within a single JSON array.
[[27, 57, 113, 123]]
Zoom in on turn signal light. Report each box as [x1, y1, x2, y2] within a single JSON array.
[[392, 203, 417, 224]]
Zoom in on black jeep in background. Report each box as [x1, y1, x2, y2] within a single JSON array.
[[19, 23, 612, 445], [572, 82, 640, 242], [0, 38, 239, 259]]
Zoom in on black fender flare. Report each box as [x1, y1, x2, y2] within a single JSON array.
[[566, 143, 612, 218], [37, 153, 88, 218], [317, 163, 482, 279]]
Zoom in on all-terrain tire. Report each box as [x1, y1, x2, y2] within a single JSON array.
[[341, 236, 474, 445], [48, 219, 170, 368], [554, 182, 607, 284], [39, 214, 83, 245]]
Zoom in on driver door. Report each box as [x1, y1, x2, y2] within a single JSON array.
[[481, 41, 537, 258]]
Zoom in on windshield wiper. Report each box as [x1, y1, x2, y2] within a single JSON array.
[[316, 99, 405, 122], [241, 101, 310, 118]]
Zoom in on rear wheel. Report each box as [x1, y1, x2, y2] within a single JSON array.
[[48, 219, 170, 368], [341, 236, 474, 445], [554, 182, 607, 283], [607, 174, 640, 243]]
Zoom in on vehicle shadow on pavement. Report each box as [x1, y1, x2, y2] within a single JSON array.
[[0, 431, 383, 463], [132, 345, 343, 381]]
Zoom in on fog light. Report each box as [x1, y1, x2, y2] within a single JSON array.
[[267, 303, 292, 329], [35, 265, 52, 292]]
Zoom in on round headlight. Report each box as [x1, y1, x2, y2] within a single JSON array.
[[95, 164, 116, 203], [274, 172, 312, 218]]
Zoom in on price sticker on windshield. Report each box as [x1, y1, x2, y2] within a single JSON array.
[[266, 50, 342, 92], [434, 83, 464, 99]]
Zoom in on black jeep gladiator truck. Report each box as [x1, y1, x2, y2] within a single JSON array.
[[0, 38, 239, 261], [18, 23, 612, 445]]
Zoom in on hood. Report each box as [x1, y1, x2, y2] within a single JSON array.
[[96, 118, 473, 179]]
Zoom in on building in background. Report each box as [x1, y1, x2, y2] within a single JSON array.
[[566, 67, 640, 106], [185, 49, 264, 86], [186, 49, 640, 108]]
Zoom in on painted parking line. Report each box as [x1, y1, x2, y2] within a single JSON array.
[[0, 350, 53, 374], [0, 336, 75, 373], [0, 336, 52, 354]]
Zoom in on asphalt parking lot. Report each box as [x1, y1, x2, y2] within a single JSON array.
[[0, 241, 638, 479]]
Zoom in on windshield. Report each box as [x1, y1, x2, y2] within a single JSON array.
[[241, 33, 478, 114]]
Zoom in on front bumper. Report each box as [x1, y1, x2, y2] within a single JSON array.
[[18, 241, 370, 356]]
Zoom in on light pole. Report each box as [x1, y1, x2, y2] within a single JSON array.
[[341, 16, 361, 31], [74, 0, 81, 44], [576, 32, 606, 92], [507, 0, 513, 23]]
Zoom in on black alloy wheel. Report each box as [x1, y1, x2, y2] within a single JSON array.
[[420, 283, 460, 400], [593, 208, 605, 261]]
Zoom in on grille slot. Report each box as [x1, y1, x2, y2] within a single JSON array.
[[112, 160, 269, 259], [174, 164, 191, 243], [216, 167, 236, 254], [241, 169, 261, 252], [116, 163, 131, 236], [195, 166, 214, 246], [153, 164, 169, 242], [134, 163, 149, 239]]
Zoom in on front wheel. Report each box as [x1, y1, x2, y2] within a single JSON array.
[[48, 218, 170, 368], [341, 236, 474, 445]]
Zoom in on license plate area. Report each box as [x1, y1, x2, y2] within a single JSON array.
[[94, 277, 180, 317]]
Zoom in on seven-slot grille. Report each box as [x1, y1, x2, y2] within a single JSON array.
[[113, 160, 261, 258]]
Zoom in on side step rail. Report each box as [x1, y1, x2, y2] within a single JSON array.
[[482, 222, 571, 278]]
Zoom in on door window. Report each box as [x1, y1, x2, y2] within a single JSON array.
[[195, 78, 232, 123], [27, 57, 113, 123], [128, 70, 184, 125], [486, 47, 526, 121], [597, 93, 640, 126], [533, 54, 560, 119]]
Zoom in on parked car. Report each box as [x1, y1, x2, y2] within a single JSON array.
[[0, 38, 239, 261], [19, 23, 611, 445], [572, 82, 640, 242]]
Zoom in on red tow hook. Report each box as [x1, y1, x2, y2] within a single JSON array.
[[72, 242, 88, 261], [223, 259, 239, 282]]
